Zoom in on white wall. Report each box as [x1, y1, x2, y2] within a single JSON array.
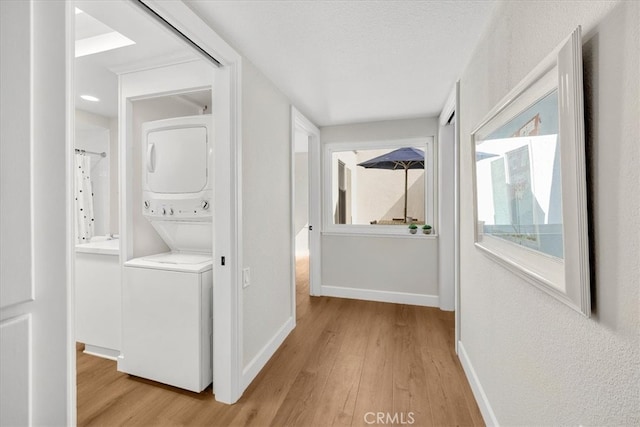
[[322, 234, 438, 303], [458, 1, 639, 424], [130, 96, 202, 258], [109, 117, 119, 234], [322, 117, 438, 143], [241, 59, 294, 368], [320, 117, 440, 306], [76, 109, 110, 129]]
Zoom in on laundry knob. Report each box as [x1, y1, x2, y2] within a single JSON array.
[[169, 208, 174, 215], [161, 207, 166, 215], [201, 200, 209, 210], [144, 200, 150, 209]]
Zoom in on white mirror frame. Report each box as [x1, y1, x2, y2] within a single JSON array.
[[471, 27, 591, 316]]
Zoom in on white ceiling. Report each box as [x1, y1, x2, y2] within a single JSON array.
[[185, 0, 497, 127], [75, 1, 497, 125], [74, 0, 198, 118]]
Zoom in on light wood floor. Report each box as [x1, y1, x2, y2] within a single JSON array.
[[77, 257, 483, 426]]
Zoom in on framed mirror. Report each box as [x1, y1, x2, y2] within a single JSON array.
[[471, 27, 591, 316]]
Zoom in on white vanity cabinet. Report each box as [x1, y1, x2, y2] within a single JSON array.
[[75, 240, 121, 359]]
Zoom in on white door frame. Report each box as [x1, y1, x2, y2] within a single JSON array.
[[65, 0, 245, 406], [438, 81, 461, 353], [453, 81, 461, 354], [291, 107, 322, 298], [131, 0, 245, 404], [66, 2, 77, 423]]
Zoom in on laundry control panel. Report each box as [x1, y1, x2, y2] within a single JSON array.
[[143, 198, 211, 219]]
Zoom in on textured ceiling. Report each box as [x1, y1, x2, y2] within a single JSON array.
[[185, 0, 497, 126]]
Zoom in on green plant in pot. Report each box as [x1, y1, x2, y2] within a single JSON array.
[[408, 223, 418, 234], [422, 224, 433, 234]]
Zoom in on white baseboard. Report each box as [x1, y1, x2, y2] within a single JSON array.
[[321, 285, 439, 307], [458, 341, 499, 427], [241, 316, 295, 390], [83, 344, 119, 361]]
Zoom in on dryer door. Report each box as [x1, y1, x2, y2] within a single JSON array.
[[146, 126, 208, 193]]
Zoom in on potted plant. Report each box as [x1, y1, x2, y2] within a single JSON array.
[[422, 224, 433, 234], [408, 223, 418, 234]]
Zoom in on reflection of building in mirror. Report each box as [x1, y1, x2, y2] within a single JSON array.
[[476, 91, 564, 258], [514, 113, 541, 137], [331, 147, 426, 226]]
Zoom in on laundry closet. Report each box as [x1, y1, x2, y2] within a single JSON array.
[[73, 58, 217, 396], [119, 112, 213, 393], [116, 61, 215, 393]]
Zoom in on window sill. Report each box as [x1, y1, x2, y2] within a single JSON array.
[[322, 230, 438, 239]]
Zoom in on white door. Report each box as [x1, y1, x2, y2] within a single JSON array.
[[1, 1, 70, 424]]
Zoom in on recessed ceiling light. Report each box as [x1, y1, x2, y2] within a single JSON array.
[[80, 95, 100, 102]]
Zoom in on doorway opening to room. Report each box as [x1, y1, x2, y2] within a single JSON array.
[[291, 107, 321, 310], [293, 128, 311, 299], [437, 81, 460, 352], [69, 0, 243, 420]]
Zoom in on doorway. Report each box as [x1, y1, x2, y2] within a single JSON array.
[[293, 128, 311, 301], [291, 107, 321, 307], [69, 0, 243, 415], [437, 81, 461, 353], [73, 0, 210, 395]]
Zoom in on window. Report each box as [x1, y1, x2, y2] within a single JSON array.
[[324, 138, 436, 235]]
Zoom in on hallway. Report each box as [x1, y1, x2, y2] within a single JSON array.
[[77, 257, 483, 426]]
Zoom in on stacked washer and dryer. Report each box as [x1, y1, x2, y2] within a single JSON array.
[[118, 115, 213, 393]]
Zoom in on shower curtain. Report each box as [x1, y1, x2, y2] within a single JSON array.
[[75, 153, 95, 244]]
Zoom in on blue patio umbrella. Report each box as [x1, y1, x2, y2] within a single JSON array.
[[357, 147, 425, 223]]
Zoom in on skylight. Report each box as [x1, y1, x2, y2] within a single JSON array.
[[75, 8, 135, 58]]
